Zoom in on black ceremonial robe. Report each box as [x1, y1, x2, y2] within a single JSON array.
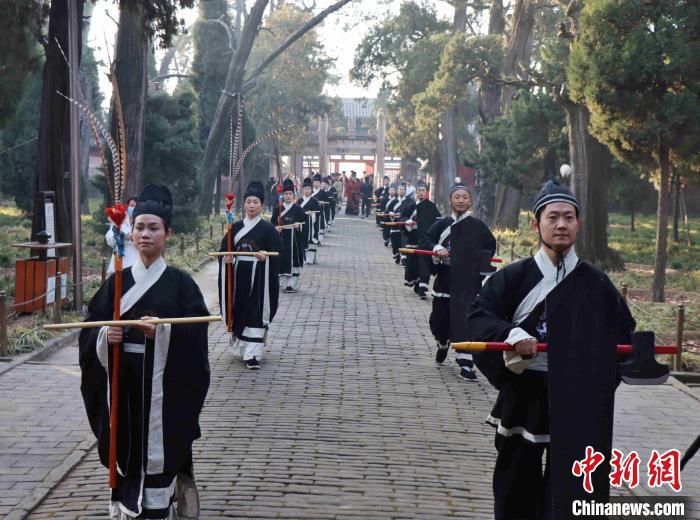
[[466, 250, 635, 520], [218, 216, 283, 361], [298, 196, 322, 262], [79, 259, 210, 518], [312, 188, 329, 238], [401, 199, 441, 291], [271, 202, 306, 275]]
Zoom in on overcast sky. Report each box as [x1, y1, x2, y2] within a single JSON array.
[[88, 0, 455, 104]]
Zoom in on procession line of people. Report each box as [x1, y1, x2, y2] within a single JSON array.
[[82, 169, 654, 520]]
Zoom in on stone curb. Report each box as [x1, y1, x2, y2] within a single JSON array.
[[0, 329, 80, 378]]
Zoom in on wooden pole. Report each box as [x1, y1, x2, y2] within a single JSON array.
[[53, 273, 62, 324], [0, 291, 7, 357], [108, 253, 123, 488], [180, 234, 185, 256], [44, 315, 221, 330], [675, 304, 684, 372], [510, 241, 515, 261], [210, 224, 213, 240], [101, 258, 107, 284]]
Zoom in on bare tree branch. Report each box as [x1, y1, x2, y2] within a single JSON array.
[[200, 16, 235, 50], [241, 0, 356, 93]]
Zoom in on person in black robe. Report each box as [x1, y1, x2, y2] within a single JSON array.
[[374, 176, 390, 228], [328, 176, 338, 224], [321, 176, 334, 231], [311, 173, 329, 242], [360, 175, 373, 218], [400, 181, 441, 299], [466, 180, 635, 520], [79, 185, 210, 520], [420, 182, 496, 380], [390, 183, 414, 265], [218, 181, 283, 370], [271, 179, 306, 293], [384, 186, 401, 259], [298, 177, 322, 264]]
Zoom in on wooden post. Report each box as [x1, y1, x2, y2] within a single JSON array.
[[180, 234, 185, 256], [510, 241, 515, 261], [0, 291, 7, 357], [195, 231, 200, 254], [101, 258, 107, 284], [53, 273, 62, 324], [621, 283, 628, 301], [496, 241, 500, 256], [209, 224, 213, 240], [675, 304, 684, 372]]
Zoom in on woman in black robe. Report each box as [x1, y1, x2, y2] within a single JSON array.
[[79, 185, 210, 519], [298, 178, 322, 264], [218, 181, 283, 369], [271, 179, 306, 292]]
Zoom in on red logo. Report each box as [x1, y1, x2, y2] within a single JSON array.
[[572, 446, 606, 494], [609, 449, 641, 488], [647, 449, 682, 492]]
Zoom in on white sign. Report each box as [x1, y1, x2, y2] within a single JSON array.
[[45, 202, 56, 257], [45, 273, 67, 305]]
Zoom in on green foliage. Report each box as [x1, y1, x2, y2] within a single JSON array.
[[0, 71, 42, 212], [352, 2, 451, 165], [0, 1, 47, 126], [351, 1, 450, 89], [568, 0, 700, 170], [123, 0, 196, 48], [247, 4, 335, 154], [414, 33, 504, 128], [142, 91, 202, 232], [470, 90, 567, 190]]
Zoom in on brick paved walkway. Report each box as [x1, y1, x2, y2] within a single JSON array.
[[0, 215, 697, 518]]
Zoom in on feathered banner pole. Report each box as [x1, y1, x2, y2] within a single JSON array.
[[57, 59, 127, 487], [104, 66, 128, 490], [222, 92, 292, 332]]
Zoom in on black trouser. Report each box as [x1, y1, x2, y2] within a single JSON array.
[[494, 436, 551, 520], [429, 296, 449, 345], [362, 197, 371, 217], [390, 231, 402, 261]]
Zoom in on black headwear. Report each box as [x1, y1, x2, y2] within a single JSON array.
[[533, 179, 579, 219], [282, 178, 295, 193], [244, 181, 265, 203], [449, 182, 471, 197], [313, 173, 322, 182], [303, 177, 313, 188], [416, 180, 427, 189], [533, 179, 579, 282], [132, 184, 173, 227]]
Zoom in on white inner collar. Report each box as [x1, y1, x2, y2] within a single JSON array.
[[131, 256, 166, 285], [534, 246, 579, 281]]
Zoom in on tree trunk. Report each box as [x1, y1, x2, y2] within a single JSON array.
[[672, 167, 680, 242], [475, 0, 505, 224], [652, 137, 671, 302], [198, 0, 353, 214], [112, 0, 149, 200], [441, 110, 458, 204], [33, 0, 83, 244], [630, 200, 635, 232], [563, 102, 623, 270], [493, 0, 534, 230]]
